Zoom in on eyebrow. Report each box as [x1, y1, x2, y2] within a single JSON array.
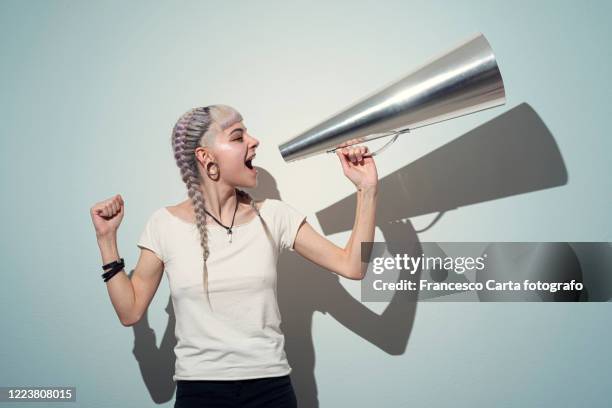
[[230, 127, 246, 135]]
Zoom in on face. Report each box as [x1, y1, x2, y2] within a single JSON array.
[[197, 120, 260, 188]]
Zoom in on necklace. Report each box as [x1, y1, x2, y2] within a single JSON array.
[[203, 190, 240, 243]]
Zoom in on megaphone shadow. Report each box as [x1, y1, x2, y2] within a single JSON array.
[[317, 103, 567, 235]]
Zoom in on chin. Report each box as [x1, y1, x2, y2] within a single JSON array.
[[244, 178, 258, 189], [235, 176, 257, 189]]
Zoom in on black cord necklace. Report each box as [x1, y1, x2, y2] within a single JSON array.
[[203, 190, 240, 243]]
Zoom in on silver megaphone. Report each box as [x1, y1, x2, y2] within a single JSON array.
[[278, 33, 506, 162]]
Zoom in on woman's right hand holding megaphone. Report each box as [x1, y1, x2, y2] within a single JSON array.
[[335, 138, 378, 192]]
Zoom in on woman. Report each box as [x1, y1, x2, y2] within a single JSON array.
[[90, 104, 378, 407]]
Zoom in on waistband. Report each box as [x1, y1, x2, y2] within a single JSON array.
[[176, 374, 290, 385]]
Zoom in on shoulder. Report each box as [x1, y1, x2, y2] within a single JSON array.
[[261, 198, 280, 209], [261, 198, 294, 213], [153, 206, 168, 219], [262, 199, 305, 221], [143, 207, 168, 226]]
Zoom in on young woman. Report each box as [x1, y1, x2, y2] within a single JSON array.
[[90, 104, 378, 407]]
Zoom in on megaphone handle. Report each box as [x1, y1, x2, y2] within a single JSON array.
[[326, 128, 408, 157], [369, 132, 401, 157]]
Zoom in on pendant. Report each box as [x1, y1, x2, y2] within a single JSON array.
[[227, 228, 233, 243]]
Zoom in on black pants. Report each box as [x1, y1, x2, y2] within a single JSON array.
[[174, 374, 298, 408]]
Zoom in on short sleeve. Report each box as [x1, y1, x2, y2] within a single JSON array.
[[137, 211, 165, 263], [276, 200, 307, 252]]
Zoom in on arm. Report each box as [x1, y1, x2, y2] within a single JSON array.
[[293, 142, 378, 280], [293, 187, 377, 280], [91, 194, 163, 327], [97, 236, 163, 326]]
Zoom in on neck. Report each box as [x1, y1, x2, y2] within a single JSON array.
[[199, 181, 240, 222]]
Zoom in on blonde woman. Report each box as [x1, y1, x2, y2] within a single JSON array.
[[90, 104, 378, 407]]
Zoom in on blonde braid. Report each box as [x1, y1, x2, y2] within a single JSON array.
[[171, 107, 215, 307]]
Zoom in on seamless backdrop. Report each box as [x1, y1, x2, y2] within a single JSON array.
[[1, 1, 611, 407]]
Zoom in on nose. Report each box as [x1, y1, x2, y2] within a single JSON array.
[[249, 134, 260, 149]]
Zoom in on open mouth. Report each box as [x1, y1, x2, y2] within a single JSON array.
[[244, 153, 256, 171]]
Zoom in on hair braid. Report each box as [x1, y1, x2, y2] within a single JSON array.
[[171, 106, 216, 307]]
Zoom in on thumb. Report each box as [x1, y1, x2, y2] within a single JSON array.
[[336, 149, 350, 172]]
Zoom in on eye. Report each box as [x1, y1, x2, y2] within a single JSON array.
[[234, 136, 243, 141]]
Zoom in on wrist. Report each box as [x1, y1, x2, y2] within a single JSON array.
[[357, 184, 378, 196], [97, 232, 117, 245]]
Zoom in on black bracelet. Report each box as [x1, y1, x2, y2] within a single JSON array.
[[103, 269, 122, 282], [103, 258, 125, 271], [102, 263, 124, 279], [102, 262, 125, 281], [102, 265, 123, 282], [102, 265, 123, 278]]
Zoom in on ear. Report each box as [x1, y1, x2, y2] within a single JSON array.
[[195, 146, 216, 166]]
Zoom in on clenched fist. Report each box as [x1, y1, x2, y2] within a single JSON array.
[[90, 194, 124, 239], [335, 139, 378, 191]]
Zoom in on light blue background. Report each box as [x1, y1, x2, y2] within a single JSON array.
[[1, 0, 610, 407]]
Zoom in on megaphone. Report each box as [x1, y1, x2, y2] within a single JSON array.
[[278, 33, 506, 162]]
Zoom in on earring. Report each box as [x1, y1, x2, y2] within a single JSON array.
[[207, 162, 220, 180]]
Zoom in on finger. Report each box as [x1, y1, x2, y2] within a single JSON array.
[[111, 201, 119, 214], [348, 148, 357, 164], [338, 138, 356, 149], [355, 147, 364, 162], [96, 205, 106, 216], [336, 150, 350, 173], [336, 149, 348, 166], [341, 147, 353, 165]]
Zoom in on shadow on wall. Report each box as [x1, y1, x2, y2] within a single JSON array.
[[127, 103, 608, 406]]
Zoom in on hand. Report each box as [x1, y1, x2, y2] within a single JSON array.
[[335, 139, 378, 191], [90, 194, 125, 239]]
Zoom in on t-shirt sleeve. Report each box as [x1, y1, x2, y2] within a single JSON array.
[[137, 211, 165, 263], [277, 200, 307, 252]]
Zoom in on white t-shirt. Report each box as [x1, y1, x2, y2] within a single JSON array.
[[137, 198, 306, 381]]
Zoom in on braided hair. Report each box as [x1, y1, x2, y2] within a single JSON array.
[[171, 104, 265, 310]]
